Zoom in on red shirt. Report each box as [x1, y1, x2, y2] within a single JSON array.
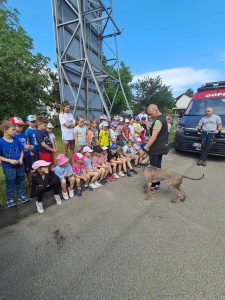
[[121, 126, 130, 139]]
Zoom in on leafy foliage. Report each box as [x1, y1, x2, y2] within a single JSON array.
[[0, 1, 55, 120], [131, 76, 175, 114], [184, 88, 194, 97]]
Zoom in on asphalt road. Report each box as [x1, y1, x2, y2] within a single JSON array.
[[1, 150, 225, 300]]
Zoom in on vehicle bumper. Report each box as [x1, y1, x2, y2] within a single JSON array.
[[174, 132, 225, 157]]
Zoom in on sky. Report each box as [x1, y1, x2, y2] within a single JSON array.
[[7, 0, 225, 96]]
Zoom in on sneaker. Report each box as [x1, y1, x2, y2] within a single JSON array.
[[18, 195, 29, 203], [7, 199, 16, 208], [110, 175, 117, 181], [89, 183, 98, 189], [94, 181, 102, 188], [84, 185, 94, 191], [197, 160, 202, 166], [129, 169, 138, 175], [99, 179, 108, 186], [54, 194, 62, 205], [76, 188, 82, 197], [118, 171, 125, 177], [106, 175, 114, 182], [68, 189, 75, 197], [36, 201, 44, 214], [125, 171, 132, 177], [113, 173, 119, 179], [201, 160, 207, 167], [62, 191, 69, 200]]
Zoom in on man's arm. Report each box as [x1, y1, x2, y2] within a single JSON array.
[[144, 129, 161, 150]]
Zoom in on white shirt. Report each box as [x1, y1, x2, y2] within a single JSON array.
[[49, 133, 56, 147], [123, 145, 134, 154], [138, 113, 148, 120], [109, 128, 117, 141], [59, 113, 75, 141]]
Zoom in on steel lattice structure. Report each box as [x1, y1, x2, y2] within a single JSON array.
[[52, 0, 131, 120]]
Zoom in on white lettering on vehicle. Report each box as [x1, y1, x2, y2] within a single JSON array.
[[205, 92, 225, 98]]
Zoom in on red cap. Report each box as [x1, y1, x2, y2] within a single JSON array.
[[9, 117, 26, 125], [73, 153, 85, 161]]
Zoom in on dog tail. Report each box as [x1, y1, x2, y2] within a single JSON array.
[[182, 174, 204, 181]]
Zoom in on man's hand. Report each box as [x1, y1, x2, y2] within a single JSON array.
[[144, 145, 149, 152], [10, 159, 19, 165], [214, 129, 219, 134], [18, 158, 23, 165]]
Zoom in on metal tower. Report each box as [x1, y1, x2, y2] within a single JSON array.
[[52, 0, 131, 120]]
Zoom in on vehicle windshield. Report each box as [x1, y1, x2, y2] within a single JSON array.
[[185, 98, 225, 116]]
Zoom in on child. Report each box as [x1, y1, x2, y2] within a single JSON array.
[[128, 118, 136, 141], [122, 140, 138, 171], [47, 122, 58, 151], [72, 153, 93, 196], [166, 114, 172, 142], [12, 117, 33, 184], [0, 120, 29, 207], [74, 116, 88, 151], [31, 160, 62, 214], [89, 119, 99, 147], [109, 122, 118, 145], [101, 146, 116, 181], [36, 117, 55, 168], [133, 138, 141, 167], [99, 121, 110, 147], [92, 146, 109, 185], [59, 101, 75, 157], [116, 143, 133, 177], [121, 119, 131, 143], [134, 116, 142, 139], [140, 116, 147, 142], [54, 154, 75, 199], [82, 146, 102, 189], [99, 114, 108, 130], [25, 115, 39, 163], [107, 145, 123, 178]]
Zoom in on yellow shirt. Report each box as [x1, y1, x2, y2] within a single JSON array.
[[99, 129, 110, 146], [134, 123, 141, 137]]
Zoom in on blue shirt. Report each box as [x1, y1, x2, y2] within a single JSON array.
[[25, 127, 39, 152], [36, 130, 53, 153], [84, 157, 92, 170], [15, 133, 30, 158], [54, 164, 73, 180], [0, 137, 24, 171]]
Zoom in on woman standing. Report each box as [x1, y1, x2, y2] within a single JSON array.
[[59, 101, 75, 157]]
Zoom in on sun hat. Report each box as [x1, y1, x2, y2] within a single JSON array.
[[26, 115, 37, 122], [111, 122, 118, 127], [102, 121, 109, 127], [125, 119, 130, 123], [93, 146, 103, 153], [73, 153, 85, 161], [135, 116, 140, 121], [82, 146, 94, 153], [101, 146, 108, 151], [100, 114, 107, 120], [32, 160, 51, 170], [9, 117, 26, 125], [110, 144, 117, 150], [56, 154, 69, 166], [47, 122, 54, 129]]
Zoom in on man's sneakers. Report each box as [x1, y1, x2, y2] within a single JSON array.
[[7, 199, 16, 208], [197, 160, 207, 166], [36, 201, 44, 214], [54, 194, 62, 205], [18, 195, 29, 203], [125, 171, 132, 177]]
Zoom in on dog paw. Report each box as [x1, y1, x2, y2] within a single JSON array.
[[170, 198, 178, 203]]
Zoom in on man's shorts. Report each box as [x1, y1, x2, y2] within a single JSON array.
[[23, 156, 32, 173], [62, 139, 74, 145]]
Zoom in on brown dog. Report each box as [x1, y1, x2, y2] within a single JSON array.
[[142, 166, 204, 203]]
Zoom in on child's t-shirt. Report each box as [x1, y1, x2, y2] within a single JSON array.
[[133, 144, 140, 154], [0, 137, 24, 171], [121, 127, 130, 140], [25, 127, 39, 152], [54, 163, 73, 180], [15, 133, 31, 158], [123, 145, 134, 154], [84, 157, 93, 170], [92, 155, 104, 168], [134, 123, 141, 137], [99, 129, 109, 147], [36, 130, 53, 153], [72, 162, 85, 176], [59, 113, 75, 141], [109, 128, 117, 142], [74, 125, 88, 146]]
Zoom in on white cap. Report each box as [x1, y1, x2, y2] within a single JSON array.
[[125, 119, 130, 123], [102, 121, 109, 127], [82, 146, 93, 153], [47, 122, 54, 128], [119, 117, 124, 122]]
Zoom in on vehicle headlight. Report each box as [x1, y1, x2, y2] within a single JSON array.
[[176, 125, 185, 134]]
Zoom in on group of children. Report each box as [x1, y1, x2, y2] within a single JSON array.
[[0, 108, 151, 214]]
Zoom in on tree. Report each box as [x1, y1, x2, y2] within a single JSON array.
[[103, 60, 133, 114], [0, 1, 55, 119], [131, 76, 175, 114], [185, 88, 194, 97]]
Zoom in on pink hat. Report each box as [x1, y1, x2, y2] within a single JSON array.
[[82, 146, 93, 153], [100, 114, 107, 120], [9, 117, 26, 125], [56, 154, 69, 166], [32, 160, 51, 170], [73, 153, 85, 161], [136, 137, 142, 142]]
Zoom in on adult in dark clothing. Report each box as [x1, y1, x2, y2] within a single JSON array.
[[31, 160, 62, 214], [144, 104, 169, 192]]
